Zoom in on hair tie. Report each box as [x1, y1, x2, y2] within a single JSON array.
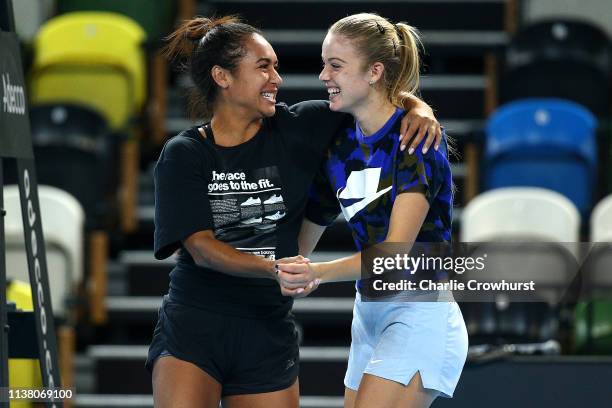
[[375, 21, 385, 34]]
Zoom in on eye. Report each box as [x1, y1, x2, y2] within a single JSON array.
[[331, 64, 341, 69]]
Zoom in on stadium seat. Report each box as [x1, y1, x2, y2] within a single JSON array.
[[29, 103, 117, 230], [461, 187, 581, 344], [461, 187, 581, 242], [485, 99, 597, 218], [57, 0, 176, 44], [29, 12, 147, 131], [574, 195, 612, 353], [3, 185, 85, 319], [591, 194, 612, 243], [500, 19, 610, 117], [11, 0, 54, 43]]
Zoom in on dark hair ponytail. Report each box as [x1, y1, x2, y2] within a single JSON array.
[[164, 16, 260, 119]]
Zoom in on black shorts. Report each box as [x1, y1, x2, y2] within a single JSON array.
[[145, 295, 300, 396]]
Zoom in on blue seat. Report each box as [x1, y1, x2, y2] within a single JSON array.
[[485, 99, 597, 217]]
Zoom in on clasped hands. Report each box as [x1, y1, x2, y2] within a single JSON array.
[[274, 255, 320, 298]]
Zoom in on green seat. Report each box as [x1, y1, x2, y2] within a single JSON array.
[[574, 301, 612, 354], [57, 0, 176, 43]]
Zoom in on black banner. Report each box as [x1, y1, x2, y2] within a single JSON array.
[[0, 31, 32, 159], [1, 28, 63, 407]]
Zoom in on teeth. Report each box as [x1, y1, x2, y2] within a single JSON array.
[[261, 92, 275, 101], [327, 88, 341, 95]]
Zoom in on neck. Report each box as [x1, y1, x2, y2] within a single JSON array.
[[353, 93, 398, 137], [210, 101, 263, 147]]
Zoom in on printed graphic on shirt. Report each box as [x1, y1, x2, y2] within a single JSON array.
[[337, 168, 392, 221], [207, 166, 286, 260]]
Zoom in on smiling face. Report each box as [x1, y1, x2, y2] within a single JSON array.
[[220, 33, 282, 118], [319, 32, 373, 114]]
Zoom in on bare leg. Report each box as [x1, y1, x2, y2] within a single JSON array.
[[344, 387, 357, 408], [354, 372, 439, 408], [222, 378, 299, 408], [152, 356, 222, 408]]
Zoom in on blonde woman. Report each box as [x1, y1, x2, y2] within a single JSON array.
[[278, 14, 468, 408]]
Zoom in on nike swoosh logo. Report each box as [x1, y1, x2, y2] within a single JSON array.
[[337, 168, 392, 221], [370, 359, 383, 364], [340, 186, 392, 221]]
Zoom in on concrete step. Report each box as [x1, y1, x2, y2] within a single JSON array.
[[114, 250, 356, 297], [75, 394, 344, 407]]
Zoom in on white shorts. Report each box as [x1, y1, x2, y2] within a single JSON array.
[[344, 293, 468, 398]]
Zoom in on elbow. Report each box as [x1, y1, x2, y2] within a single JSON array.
[[191, 249, 212, 268], [184, 233, 216, 268]]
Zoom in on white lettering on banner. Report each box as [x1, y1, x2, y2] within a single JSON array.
[[23, 169, 58, 406], [2, 73, 26, 115]]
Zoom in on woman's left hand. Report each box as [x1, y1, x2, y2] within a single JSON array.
[[399, 103, 442, 155], [277, 262, 320, 298]]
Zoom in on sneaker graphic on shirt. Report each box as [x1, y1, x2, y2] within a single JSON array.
[[241, 216, 263, 225], [264, 194, 284, 205], [265, 211, 285, 221], [241, 197, 261, 206]]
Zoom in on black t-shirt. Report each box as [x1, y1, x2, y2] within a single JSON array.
[[154, 101, 350, 318]]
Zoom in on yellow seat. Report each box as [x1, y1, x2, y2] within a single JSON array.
[[30, 12, 147, 131], [7, 280, 42, 408]]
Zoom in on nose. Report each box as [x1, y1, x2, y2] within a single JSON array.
[[271, 68, 283, 85], [319, 65, 330, 82]]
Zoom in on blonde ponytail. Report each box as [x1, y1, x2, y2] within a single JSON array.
[[390, 23, 422, 106]]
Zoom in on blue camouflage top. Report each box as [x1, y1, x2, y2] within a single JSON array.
[[305, 107, 453, 251]]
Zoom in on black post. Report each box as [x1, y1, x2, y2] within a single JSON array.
[[0, 160, 8, 407]]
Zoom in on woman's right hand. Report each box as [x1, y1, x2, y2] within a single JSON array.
[[276, 260, 321, 298]]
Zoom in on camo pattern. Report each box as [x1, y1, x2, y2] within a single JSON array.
[[306, 108, 453, 250]]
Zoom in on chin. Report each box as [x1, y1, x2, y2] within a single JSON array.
[[261, 105, 276, 117], [330, 102, 349, 113], [329, 101, 341, 111]]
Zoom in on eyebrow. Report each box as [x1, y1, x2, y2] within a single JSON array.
[[256, 57, 279, 65], [322, 57, 347, 64]]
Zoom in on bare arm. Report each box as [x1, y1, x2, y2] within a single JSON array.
[[298, 219, 328, 257], [278, 192, 430, 293], [183, 230, 277, 279]]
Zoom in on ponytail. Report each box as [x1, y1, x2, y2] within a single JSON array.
[[391, 23, 422, 106]]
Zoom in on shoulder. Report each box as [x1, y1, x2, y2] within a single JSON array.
[[275, 100, 351, 122], [287, 100, 330, 115], [417, 129, 451, 176], [158, 127, 211, 163]]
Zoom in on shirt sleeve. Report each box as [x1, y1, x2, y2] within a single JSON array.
[[396, 129, 450, 206], [153, 135, 215, 259], [305, 164, 342, 226]]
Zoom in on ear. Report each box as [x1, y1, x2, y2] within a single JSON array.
[[211, 65, 231, 89], [368, 62, 385, 85]]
